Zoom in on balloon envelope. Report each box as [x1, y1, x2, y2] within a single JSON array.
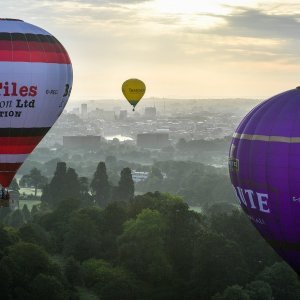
[[0, 19, 72, 187], [122, 79, 145, 109], [229, 87, 300, 274]]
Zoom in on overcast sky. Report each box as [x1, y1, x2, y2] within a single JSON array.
[[2, 0, 300, 100]]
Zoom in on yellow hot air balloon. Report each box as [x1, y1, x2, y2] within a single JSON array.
[[122, 79, 146, 111]]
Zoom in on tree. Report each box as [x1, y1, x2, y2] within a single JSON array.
[[20, 168, 47, 197], [63, 208, 103, 261], [189, 231, 249, 299], [42, 162, 81, 208], [9, 178, 20, 192], [6, 209, 25, 228], [82, 259, 138, 300], [0, 257, 13, 299], [0, 226, 19, 250], [30, 273, 66, 300], [212, 285, 250, 300], [257, 262, 300, 300], [79, 177, 93, 206], [22, 204, 31, 222], [79, 177, 89, 195], [139, 166, 164, 192], [19, 223, 52, 251], [245, 280, 273, 300], [64, 256, 82, 288], [31, 205, 39, 216], [65, 167, 81, 199], [3, 242, 60, 295], [42, 162, 67, 206], [114, 168, 134, 202], [209, 210, 280, 276], [91, 162, 111, 207], [118, 208, 172, 285]]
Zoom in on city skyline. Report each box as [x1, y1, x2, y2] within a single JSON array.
[[2, 0, 300, 100]]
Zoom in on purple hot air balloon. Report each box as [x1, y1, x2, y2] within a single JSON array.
[[229, 87, 300, 273]]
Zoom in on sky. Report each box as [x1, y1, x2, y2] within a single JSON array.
[[2, 0, 300, 100]]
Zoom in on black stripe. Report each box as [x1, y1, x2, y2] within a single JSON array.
[[0, 33, 59, 43], [0, 19, 23, 22], [0, 127, 50, 137], [266, 238, 300, 251]]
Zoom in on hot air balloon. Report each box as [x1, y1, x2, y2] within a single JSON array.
[[229, 87, 300, 274], [0, 19, 72, 206], [122, 78, 145, 111]]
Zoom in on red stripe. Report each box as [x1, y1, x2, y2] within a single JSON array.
[[0, 163, 22, 187], [0, 163, 22, 172], [0, 136, 43, 154], [0, 41, 71, 64]]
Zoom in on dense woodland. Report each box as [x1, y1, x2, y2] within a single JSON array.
[[0, 161, 299, 299]]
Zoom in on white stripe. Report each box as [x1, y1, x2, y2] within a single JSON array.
[[233, 132, 300, 143], [0, 154, 28, 163], [0, 62, 72, 128]]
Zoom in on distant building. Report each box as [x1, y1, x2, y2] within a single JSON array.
[[119, 110, 128, 120], [114, 106, 121, 114], [81, 103, 87, 117], [137, 132, 170, 149], [101, 111, 115, 121], [144, 107, 156, 118], [63, 135, 101, 150], [131, 170, 149, 183], [70, 107, 80, 115]]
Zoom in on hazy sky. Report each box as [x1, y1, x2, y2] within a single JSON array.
[[2, 0, 300, 100]]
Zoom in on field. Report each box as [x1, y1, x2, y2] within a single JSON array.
[[19, 187, 42, 197], [18, 187, 42, 210], [18, 200, 41, 210]]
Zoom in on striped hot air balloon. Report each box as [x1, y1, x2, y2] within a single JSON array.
[[229, 87, 300, 274], [0, 19, 72, 188]]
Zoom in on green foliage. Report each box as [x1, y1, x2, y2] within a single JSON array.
[[64, 256, 83, 287], [30, 273, 66, 300], [19, 223, 52, 251], [9, 178, 20, 192], [189, 231, 249, 299], [42, 162, 81, 208], [31, 204, 39, 216], [6, 242, 52, 283], [2, 162, 299, 300], [257, 262, 300, 300], [209, 210, 280, 276], [36, 198, 81, 252], [0, 242, 67, 298], [63, 207, 103, 261], [22, 204, 31, 221], [137, 160, 235, 208], [0, 225, 19, 251], [82, 259, 138, 300], [90, 162, 111, 207], [118, 208, 172, 285], [20, 168, 48, 197], [0, 256, 13, 299], [5, 209, 25, 228], [245, 280, 273, 300], [113, 167, 134, 202], [212, 285, 250, 300]]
